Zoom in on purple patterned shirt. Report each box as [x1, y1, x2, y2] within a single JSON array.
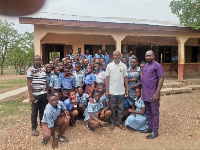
[[141, 61, 164, 102]]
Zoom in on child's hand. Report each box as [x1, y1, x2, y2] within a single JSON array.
[[132, 113, 136, 118], [100, 111, 105, 119], [64, 110, 70, 116], [100, 121, 107, 127], [79, 103, 83, 108], [128, 108, 133, 113], [52, 139, 58, 149]]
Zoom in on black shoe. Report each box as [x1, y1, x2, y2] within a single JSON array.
[[146, 132, 158, 139], [139, 129, 152, 133], [41, 138, 47, 146]]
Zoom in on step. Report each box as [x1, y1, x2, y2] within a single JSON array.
[[183, 79, 200, 85], [186, 85, 200, 90], [162, 82, 185, 88], [161, 87, 192, 95]]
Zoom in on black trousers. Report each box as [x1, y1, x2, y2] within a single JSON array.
[[31, 93, 48, 130]]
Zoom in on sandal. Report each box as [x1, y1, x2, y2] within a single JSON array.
[[41, 138, 48, 146], [117, 124, 126, 130], [57, 136, 69, 143], [32, 130, 39, 136], [109, 124, 115, 131]]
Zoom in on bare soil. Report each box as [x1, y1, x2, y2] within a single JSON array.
[[0, 90, 200, 150]]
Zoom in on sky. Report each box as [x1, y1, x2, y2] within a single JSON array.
[[0, 0, 179, 33]]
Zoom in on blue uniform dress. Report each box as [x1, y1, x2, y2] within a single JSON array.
[[61, 76, 76, 90], [125, 97, 147, 131], [127, 66, 141, 100], [84, 99, 103, 122]]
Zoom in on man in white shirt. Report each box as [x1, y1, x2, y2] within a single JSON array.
[[105, 50, 128, 131]]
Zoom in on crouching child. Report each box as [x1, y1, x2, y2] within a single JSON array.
[[41, 94, 71, 148], [84, 90, 111, 132]]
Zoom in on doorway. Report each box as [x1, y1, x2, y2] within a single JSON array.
[[84, 45, 102, 57], [136, 46, 151, 63]]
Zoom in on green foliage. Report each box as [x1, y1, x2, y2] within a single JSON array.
[[170, 0, 200, 30], [0, 19, 18, 75]]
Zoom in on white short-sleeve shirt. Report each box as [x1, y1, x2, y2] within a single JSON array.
[[105, 61, 127, 95]]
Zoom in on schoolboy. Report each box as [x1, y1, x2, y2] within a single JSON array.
[[45, 64, 52, 94], [41, 94, 70, 148], [49, 66, 61, 94], [61, 66, 76, 100], [73, 62, 85, 89]]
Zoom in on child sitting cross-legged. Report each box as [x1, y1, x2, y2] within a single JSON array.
[[63, 91, 79, 126], [84, 90, 111, 132], [41, 94, 71, 148]]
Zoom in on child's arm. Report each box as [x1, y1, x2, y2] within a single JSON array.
[[61, 86, 64, 96], [50, 87, 54, 94], [100, 101, 109, 119], [90, 81, 95, 97], [132, 107, 145, 115], [128, 78, 138, 83], [89, 112, 106, 127], [51, 127, 58, 148]]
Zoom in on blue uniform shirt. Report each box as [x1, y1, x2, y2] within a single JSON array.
[[49, 73, 61, 90], [63, 98, 74, 112], [85, 54, 92, 63], [61, 76, 76, 90], [41, 100, 66, 128], [76, 93, 89, 110], [73, 71, 85, 87], [85, 73, 96, 85]]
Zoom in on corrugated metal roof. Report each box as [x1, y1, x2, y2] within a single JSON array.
[[22, 12, 181, 27]]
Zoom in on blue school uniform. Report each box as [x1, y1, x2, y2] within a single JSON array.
[[128, 55, 137, 67], [73, 71, 85, 87], [125, 97, 147, 131], [84, 99, 103, 121], [104, 54, 110, 64], [85, 73, 96, 85], [76, 93, 89, 110], [61, 75, 75, 90], [127, 66, 141, 100], [63, 98, 74, 112], [41, 100, 66, 128], [49, 73, 61, 90], [99, 94, 108, 109], [85, 54, 92, 63], [94, 54, 105, 59]]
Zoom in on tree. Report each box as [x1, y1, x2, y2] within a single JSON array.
[[0, 19, 18, 75], [170, 0, 200, 30], [6, 32, 34, 72]]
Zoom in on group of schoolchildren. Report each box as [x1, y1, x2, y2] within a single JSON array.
[[41, 49, 148, 148]]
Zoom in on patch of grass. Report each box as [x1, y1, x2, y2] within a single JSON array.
[[0, 85, 12, 89], [5, 79, 27, 85], [0, 100, 30, 128], [0, 79, 27, 90]]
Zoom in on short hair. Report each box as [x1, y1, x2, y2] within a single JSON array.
[[130, 57, 138, 62], [48, 93, 56, 101], [140, 61, 146, 65], [93, 90, 101, 95], [64, 66, 70, 70], [34, 55, 41, 60], [98, 83, 105, 88], [54, 65, 59, 70], [68, 90, 75, 96], [146, 50, 155, 55], [95, 62, 101, 66], [75, 61, 81, 66]]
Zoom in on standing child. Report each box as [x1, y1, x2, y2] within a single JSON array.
[[61, 66, 76, 101], [58, 62, 64, 78], [125, 88, 147, 131], [94, 62, 105, 86], [85, 65, 96, 97], [45, 64, 52, 94], [41, 94, 70, 148], [50, 66, 61, 94], [139, 61, 146, 78], [63, 91, 79, 125], [84, 90, 111, 132], [76, 87, 90, 117], [73, 62, 85, 90]]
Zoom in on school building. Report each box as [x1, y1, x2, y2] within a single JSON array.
[[19, 12, 200, 81]]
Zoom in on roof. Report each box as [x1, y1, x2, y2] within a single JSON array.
[[20, 12, 181, 27]]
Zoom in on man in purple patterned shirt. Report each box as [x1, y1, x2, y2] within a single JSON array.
[[141, 50, 164, 139]]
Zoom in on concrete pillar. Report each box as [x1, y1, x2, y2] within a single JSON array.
[[111, 35, 126, 53], [175, 36, 189, 81]]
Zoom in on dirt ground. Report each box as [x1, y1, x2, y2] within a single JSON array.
[[0, 89, 200, 150]]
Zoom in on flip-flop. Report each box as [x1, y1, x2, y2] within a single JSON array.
[[32, 130, 39, 136], [109, 125, 115, 131], [117, 124, 126, 130]]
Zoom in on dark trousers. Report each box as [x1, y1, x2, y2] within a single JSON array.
[[144, 101, 159, 133], [31, 93, 48, 130], [109, 94, 125, 126]]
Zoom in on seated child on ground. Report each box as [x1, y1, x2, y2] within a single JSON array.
[[123, 95, 134, 121], [41, 94, 70, 148], [63, 91, 79, 125], [76, 87, 90, 117], [61, 66, 75, 101], [125, 88, 147, 131], [84, 90, 111, 132]]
